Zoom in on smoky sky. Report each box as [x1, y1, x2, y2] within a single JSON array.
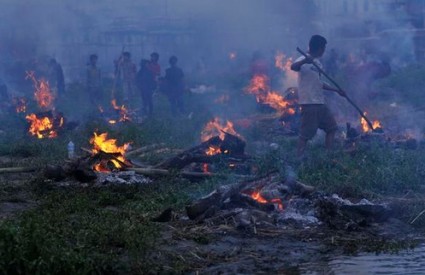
[[0, 0, 417, 77]]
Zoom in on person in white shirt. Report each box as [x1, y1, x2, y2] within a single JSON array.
[[291, 35, 346, 158]]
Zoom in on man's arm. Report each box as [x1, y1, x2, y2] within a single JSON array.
[[323, 82, 346, 97], [290, 56, 314, 72]]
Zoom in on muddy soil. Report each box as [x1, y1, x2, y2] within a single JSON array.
[[152, 213, 420, 274], [0, 157, 37, 220]]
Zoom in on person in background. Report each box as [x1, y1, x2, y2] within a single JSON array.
[[48, 58, 65, 95], [148, 52, 161, 82], [86, 54, 102, 106], [136, 59, 155, 116], [117, 52, 136, 102], [164, 56, 185, 114]]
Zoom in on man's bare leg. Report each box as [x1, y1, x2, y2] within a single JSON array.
[[297, 137, 307, 158], [325, 131, 336, 151]]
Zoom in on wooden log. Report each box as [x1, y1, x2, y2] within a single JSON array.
[[155, 134, 247, 170], [184, 172, 278, 220], [0, 167, 38, 174], [126, 143, 167, 157], [154, 136, 222, 169]]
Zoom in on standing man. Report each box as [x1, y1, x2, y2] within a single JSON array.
[[290, 35, 346, 158], [86, 54, 102, 106], [48, 58, 65, 95], [164, 56, 185, 114], [136, 59, 155, 116], [117, 52, 136, 102], [148, 52, 161, 81]]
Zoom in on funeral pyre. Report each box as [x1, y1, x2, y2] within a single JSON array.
[[43, 132, 152, 186], [24, 71, 65, 139], [164, 168, 393, 236], [153, 117, 252, 174]]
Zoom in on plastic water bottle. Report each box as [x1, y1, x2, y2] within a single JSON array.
[[67, 141, 75, 159]]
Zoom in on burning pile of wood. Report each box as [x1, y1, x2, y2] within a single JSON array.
[[45, 132, 134, 183], [179, 170, 392, 233], [22, 71, 68, 139], [26, 110, 64, 139], [154, 118, 251, 174]]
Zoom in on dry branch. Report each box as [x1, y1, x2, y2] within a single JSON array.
[[0, 167, 38, 174]]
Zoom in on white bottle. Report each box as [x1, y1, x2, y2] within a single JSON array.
[[67, 141, 75, 159]]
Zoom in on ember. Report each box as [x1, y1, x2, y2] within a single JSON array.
[[90, 132, 131, 172], [250, 190, 284, 210], [109, 99, 131, 124], [12, 97, 27, 113]]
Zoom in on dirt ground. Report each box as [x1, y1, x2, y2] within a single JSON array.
[[151, 211, 420, 273]]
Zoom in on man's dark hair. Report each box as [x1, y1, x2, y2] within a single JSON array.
[[90, 54, 98, 61], [123, 52, 131, 58], [151, 52, 159, 60], [309, 35, 327, 53], [169, 56, 178, 65]]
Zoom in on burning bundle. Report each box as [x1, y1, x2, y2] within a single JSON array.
[[90, 132, 132, 172], [156, 118, 249, 172], [108, 99, 132, 124], [185, 171, 314, 222], [25, 111, 64, 139], [245, 74, 297, 116], [24, 71, 68, 139]]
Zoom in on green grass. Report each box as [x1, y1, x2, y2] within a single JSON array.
[[1, 66, 425, 273]]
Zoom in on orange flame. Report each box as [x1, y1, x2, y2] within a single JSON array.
[[26, 71, 55, 110], [361, 112, 382, 132], [201, 117, 242, 142], [245, 74, 295, 115], [25, 113, 63, 139], [109, 99, 131, 124], [251, 191, 283, 210], [246, 74, 269, 95], [229, 52, 237, 60], [90, 132, 130, 172], [205, 146, 222, 156], [274, 51, 297, 87]]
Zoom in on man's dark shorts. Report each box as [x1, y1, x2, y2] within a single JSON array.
[[299, 104, 337, 140]]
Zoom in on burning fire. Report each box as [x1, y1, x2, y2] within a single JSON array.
[[246, 74, 269, 94], [245, 74, 295, 115], [274, 51, 297, 88], [109, 99, 131, 124], [205, 146, 222, 156], [251, 191, 283, 210], [13, 97, 27, 113], [25, 113, 64, 139], [201, 117, 242, 142], [26, 71, 55, 110], [229, 52, 237, 60], [361, 112, 382, 132], [90, 132, 130, 172]]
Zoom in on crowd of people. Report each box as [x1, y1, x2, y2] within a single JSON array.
[[86, 51, 185, 116]]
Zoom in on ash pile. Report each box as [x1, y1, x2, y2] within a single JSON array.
[[182, 168, 392, 233]]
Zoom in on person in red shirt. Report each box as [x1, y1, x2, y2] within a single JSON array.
[[148, 52, 161, 80]]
